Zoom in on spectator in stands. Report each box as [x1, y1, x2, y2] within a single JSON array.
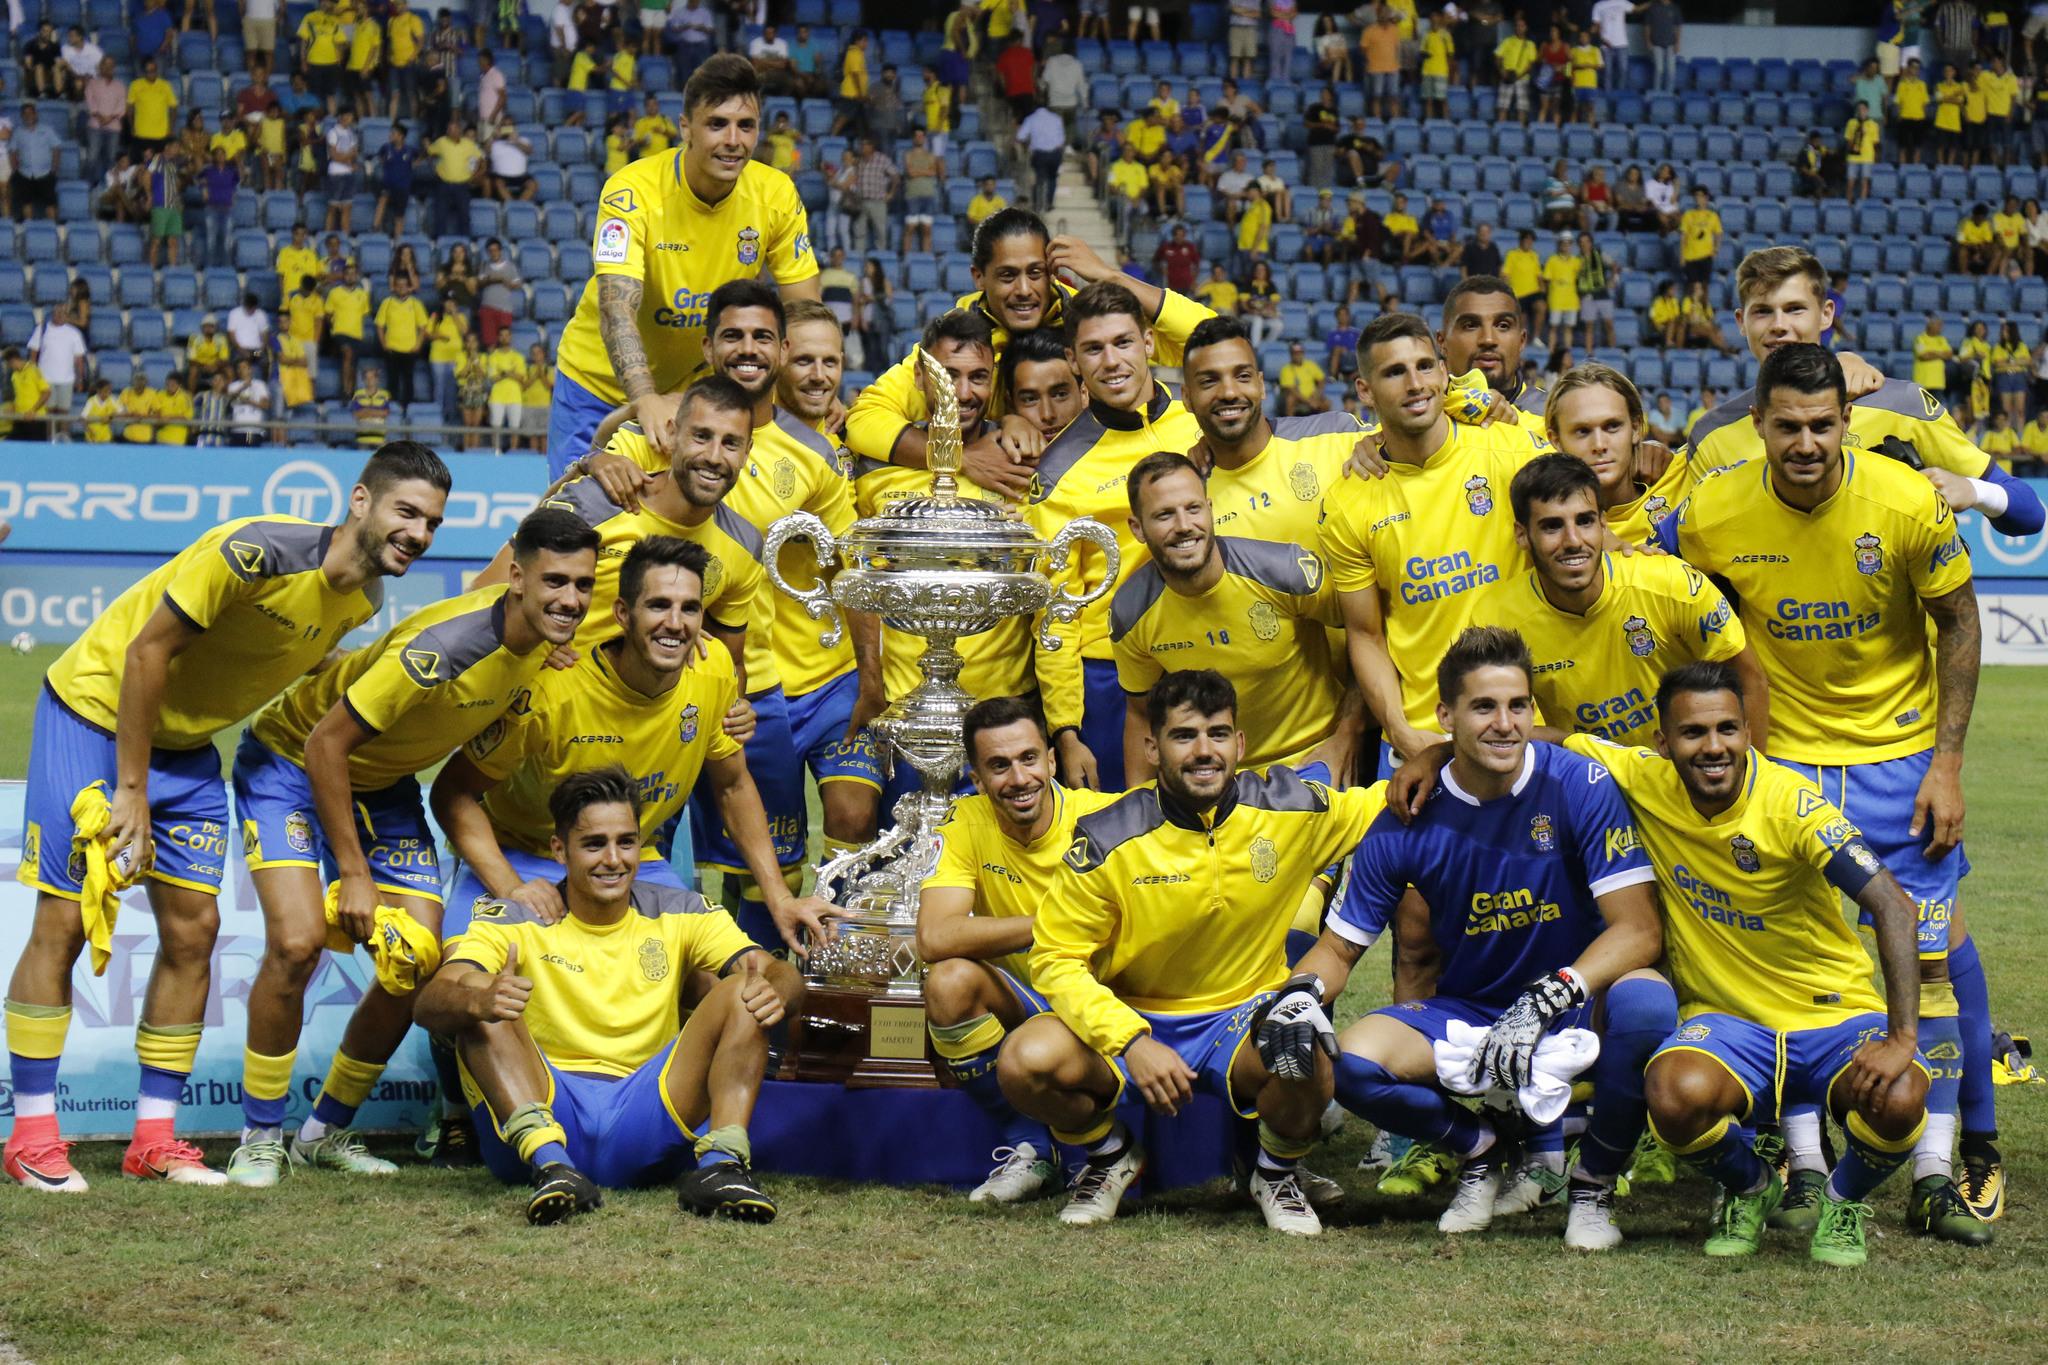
[[855, 259, 894, 372], [1913, 311, 1956, 398], [1956, 201, 1996, 272], [634, 96, 679, 160], [1016, 100, 1067, 214], [196, 149, 238, 270], [1606, 163, 1652, 232], [1795, 130, 1829, 199], [1196, 260, 1239, 317], [384, 0, 424, 118], [834, 30, 871, 138], [1535, 24, 1571, 125], [894, 129, 941, 254], [1680, 280, 1735, 353], [993, 37, 1036, 122], [326, 260, 372, 395], [1678, 186, 1722, 286], [251, 99, 287, 191], [1496, 13, 1537, 124], [195, 370, 232, 447], [348, 5, 385, 120], [1315, 13, 1353, 84], [665, 0, 715, 80], [22, 21, 62, 101], [424, 296, 467, 422], [116, 368, 158, 443], [1577, 232, 1618, 352], [487, 123, 536, 203], [146, 145, 182, 266], [1459, 220, 1502, 276], [547, 0, 579, 85], [921, 62, 955, 156], [1983, 55, 2020, 165], [226, 359, 270, 446], [1590, 0, 1631, 90], [1279, 341, 1328, 416], [1643, 0, 1680, 91], [1935, 62, 1967, 164], [817, 245, 858, 345], [1106, 142, 1147, 243], [96, 153, 146, 223], [155, 372, 193, 446], [299, 0, 347, 115], [1235, 182, 1273, 274], [790, 23, 829, 98], [1542, 234, 1581, 354], [1991, 194, 2026, 272], [1154, 223, 1202, 294], [1579, 165, 1615, 231], [1993, 319, 2031, 429], [375, 274, 430, 410], [1361, 7, 1402, 121], [80, 55, 126, 183], [485, 333, 523, 451], [1084, 111, 1122, 185], [2020, 406, 2048, 476], [1040, 37, 1087, 140], [1539, 158, 1578, 230], [1150, 148, 1188, 218], [1326, 302, 1360, 381], [1567, 30, 1603, 122], [1227, 0, 1261, 80], [1649, 277, 1681, 348], [869, 65, 908, 152], [369, 124, 417, 234], [1335, 192, 1382, 294], [227, 292, 271, 372], [521, 343, 553, 451], [1216, 149, 1254, 217], [2019, 198, 2046, 274], [11, 103, 58, 223], [454, 332, 488, 447], [4, 346, 50, 440], [428, 117, 483, 238], [476, 237, 524, 348], [81, 377, 118, 443], [58, 27, 101, 100], [1504, 226, 1544, 339], [186, 315, 232, 388], [1420, 9, 1455, 122], [1241, 258, 1280, 343], [134, 0, 174, 66], [26, 304, 85, 427], [1257, 158, 1292, 223], [1646, 161, 1680, 231], [847, 136, 899, 254], [350, 364, 391, 446], [1894, 57, 1929, 164], [1646, 390, 1684, 446], [1338, 118, 1398, 188], [323, 107, 361, 232], [748, 22, 795, 96]]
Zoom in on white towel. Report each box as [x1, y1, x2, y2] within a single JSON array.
[[1431, 1020, 1601, 1126]]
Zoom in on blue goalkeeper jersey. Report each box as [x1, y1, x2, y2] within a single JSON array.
[[1329, 741, 1655, 1005]]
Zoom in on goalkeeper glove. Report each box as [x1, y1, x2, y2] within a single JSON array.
[[1256, 974, 1337, 1082], [1473, 966, 1587, 1092]]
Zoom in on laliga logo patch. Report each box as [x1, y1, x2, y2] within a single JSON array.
[[1249, 836, 1278, 883], [1463, 474, 1493, 516], [1288, 461, 1320, 501], [1854, 531, 1883, 576], [1730, 833, 1761, 873], [1623, 613, 1655, 658], [1247, 600, 1281, 642], [639, 936, 672, 982], [1529, 813, 1556, 852], [284, 810, 315, 856], [594, 217, 631, 266], [679, 703, 700, 744], [737, 225, 761, 266], [1675, 1021, 1711, 1043]]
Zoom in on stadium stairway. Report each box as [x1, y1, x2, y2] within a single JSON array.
[[1051, 151, 1121, 265]]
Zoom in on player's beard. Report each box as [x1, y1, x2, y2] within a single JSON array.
[[1158, 752, 1232, 811]]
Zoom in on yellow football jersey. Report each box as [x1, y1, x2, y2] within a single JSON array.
[[251, 586, 545, 790], [924, 783, 1123, 983], [1025, 385, 1205, 731], [851, 455, 1033, 705], [1206, 426, 1356, 546], [1477, 553, 1746, 747], [557, 156, 818, 405], [45, 517, 384, 751], [1034, 769, 1386, 1054], [1110, 538, 1345, 769], [721, 407, 858, 698], [538, 459, 767, 661], [1688, 379, 1993, 479], [1602, 442, 1696, 545], [1317, 418, 1554, 732], [1566, 736, 1887, 1029], [466, 636, 740, 858], [1667, 453, 1972, 765], [450, 884, 756, 1077]]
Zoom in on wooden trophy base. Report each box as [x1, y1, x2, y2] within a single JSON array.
[[777, 983, 949, 1088]]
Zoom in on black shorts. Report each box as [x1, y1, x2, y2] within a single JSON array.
[[17, 175, 55, 210], [1682, 257, 1712, 287], [495, 173, 529, 196], [309, 63, 340, 98], [1894, 118, 1924, 149]]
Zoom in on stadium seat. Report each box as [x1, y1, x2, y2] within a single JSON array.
[[129, 312, 168, 351]]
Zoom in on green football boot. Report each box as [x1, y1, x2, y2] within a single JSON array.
[[1376, 1140, 1458, 1197], [1703, 1170, 1783, 1257], [1907, 1174, 1993, 1246], [1768, 1168, 1828, 1231], [1810, 1192, 1873, 1268]]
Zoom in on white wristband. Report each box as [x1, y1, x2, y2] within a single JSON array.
[[1967, 476, 2009, 518]]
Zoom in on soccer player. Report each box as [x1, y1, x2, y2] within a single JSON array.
[[845, 212, 1212, 496], [1027, 281, 1206, 792], [998, 326, 1087, 444], [774, 299, 847, 444], [1296, 627, 1673, 1249], [417, 767, 803, 1225], [1543, 362, 1696, 545], [1657, 343, 1989, 1245], [1563, 663, 1930, 1265], [1686, 245, 2044, 539], [917, 697, 1120, 1202], [1477, 452, 1770, 749], [4, 442, 449, 1192], [999, 670, 1387, 1234], [547, 53, 821, 478], [1317, 312, 1553, 776], [223, 509, 601, 1187], [1111, 452, 1352, 782], [1437, 275, 1550, 433]]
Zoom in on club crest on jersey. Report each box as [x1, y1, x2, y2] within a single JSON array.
[[1849, 841, 1883, 877], [1854, 532, 1882, 576], [1464, 475, 1493, 515], [737, 226, 761, 266], [703, 555, 725, 601], [1247, 600, 1281, 642], [284, 811, 314, 855], [1288, 461, 1320, 501], [1675, 1021, 1711, 1043], [639, 936, 671, 982], [1623, 614, 1655, 658], [1529, 814, 1556, 852], [1249, 836, 1278, 883], [1730, 833, 1761, 873], [679, 703, 700, 744], [772, 455, 796, 500], [1644, 495, 1671, 525]]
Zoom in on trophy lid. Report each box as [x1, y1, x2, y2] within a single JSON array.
[[840, 489, 1047, 558]]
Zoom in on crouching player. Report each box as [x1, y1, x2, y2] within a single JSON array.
[[417, 767, 803, 1225], [1293, 626, 1675, 1249], [998, 670, 1385, 1235], [1569, 662, 1929, 1266], [916, 697, 1120, 1203]]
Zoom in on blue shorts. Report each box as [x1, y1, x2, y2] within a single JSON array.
[[545, 368, 619, 480], [1653, 1011, 1930, 1125], [994, 964, 1051, 1020], [785, 669, 883, 792], [1109, 991, 1276, 1119], [690, 687, 806, 874], [1080, 656, 1126, 793], [20, 685, 229, 898], [1779, 752, 1968, 958], [1372, 992, 1592, 1044], [472, 1038, 702, 1189], [441, 846, 686, 941], [878, 757, 975, 823], [231, 731, 443, 904]]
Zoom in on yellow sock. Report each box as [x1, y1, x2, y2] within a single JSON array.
[[928, 1013, 1007, 1062], [135, 1021, 202, 1074], [309, 1050, 386, 1129], [501, 1101, 569, 1164], [4, 999, 71, 1061], [241, 1046, 297, 1129]]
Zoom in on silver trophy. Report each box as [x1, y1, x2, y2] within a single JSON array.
[[763, 350, 1119, 1040]]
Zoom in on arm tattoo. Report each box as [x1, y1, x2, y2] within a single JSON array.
[[597, 275, 655, 401], [1930, 581, 1980, 756]]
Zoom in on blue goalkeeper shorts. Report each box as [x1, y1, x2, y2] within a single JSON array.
[[1108, 991, 1277, 1119], [473, 1037, 704, 1189], [1653, 1011, 1931, 1125]]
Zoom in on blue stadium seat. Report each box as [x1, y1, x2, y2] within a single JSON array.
[[87, 309, 126, 352], [2017, 279, 2048, 316], [1906, 279, 1942, 314], [1942, 279, 1979, 314], [469, 200, 504, 238], [0, 263, 21, 308], [1864, 317, 1899, 354], [160, 269, 200, 310], [561, 244, 592, 278], [129, 312, 168, 351], [1871, 278, 1906, 314], [21, 222, 59, 264], [532, 282, 569, 323], [1722, 59, 1758, 92], [505, 201, 541, 240], [170, 306, 205, 341], [516, 240, 553, 280], [233, 232, 271, 271], [29, 269, 69, 306], [1665, 352, 1702, 393]]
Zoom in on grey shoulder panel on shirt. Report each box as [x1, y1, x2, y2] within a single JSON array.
[[361, 576, 387, 613], [850, 453, 893, 479], [1217, 536, 1319, 595], [632, 882, 718, 918], [1030, 412, 1110, 502], [1851, 377, 1944, 420], [1515, 380, 1550, 417], [407, 597, 509, 681], [1108, 562, 1167, 642], [220, 519, 332, 581], [712, 502, 767, 558], [1235, 765, 1333, 814], [540, 475, 621, 527], [772, 406, 841, 463], [1271, 411, 1364, 438], [1066, 788, 1165, 872], [1686, 388, 1757, 455]]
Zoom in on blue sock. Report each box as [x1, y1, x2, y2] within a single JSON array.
[[1920, 1011, 1963, 1126], [1686, 1123, 1769, 1194], [1828, 1117, 1913, 1203], [696, 1146, 738, 1169], [1580, 976, 1677, 1179], [139, 1064, 186, 1105], [949, 1044, 1052, 1152], [530, 1140, 571, 1171], [1527, 1116, 1566, 1156], [310, 1091, 356, 1129], [1948, 935, 1998, 1138], [1334, 1053, 1486, 1154], [8, 1052, 59, 1102]]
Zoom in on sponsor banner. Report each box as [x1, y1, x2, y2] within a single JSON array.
[[0, 557, 471, 646], [0, 444, 549, 562], [1956, 493, 2048, 579], [0, 781, 435, 1137], [1980, 589, 2048, 665]]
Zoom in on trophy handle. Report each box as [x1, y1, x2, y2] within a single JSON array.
[[1036, 517, 1121, 651], [763, 511, 845, 650]]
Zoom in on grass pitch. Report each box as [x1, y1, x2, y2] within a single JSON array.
[[0, 649, 2043, 1363]]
